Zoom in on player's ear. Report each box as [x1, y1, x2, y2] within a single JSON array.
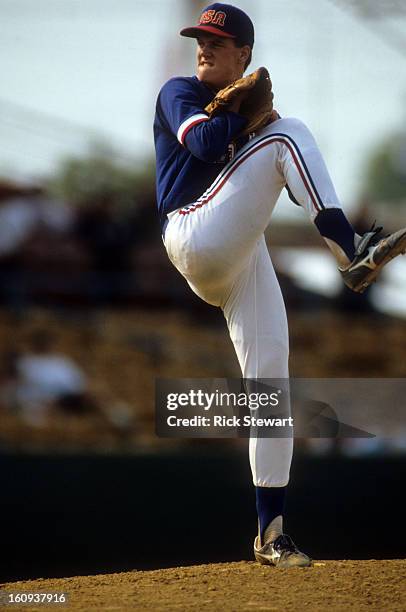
[[238, 45, 251, 65]]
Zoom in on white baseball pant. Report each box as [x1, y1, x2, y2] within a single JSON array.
[[163, 118, 341, 486]]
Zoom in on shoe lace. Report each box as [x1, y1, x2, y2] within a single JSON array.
[[354, 221, 384, 257], [367, 221, 383, 243], [273, 534, 298, 554]]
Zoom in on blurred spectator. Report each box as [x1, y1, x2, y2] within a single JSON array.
[[15, 329, 95, 423], [0, 329, 137, 441], [75, 195, 139, 305], [0, 181, 74, 310]]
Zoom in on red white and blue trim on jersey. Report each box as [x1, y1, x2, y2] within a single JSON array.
[[177, 131, 326, 216], [177, 113, 209, 145]]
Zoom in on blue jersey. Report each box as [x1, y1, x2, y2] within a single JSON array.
[[154, 76, 247, 231]]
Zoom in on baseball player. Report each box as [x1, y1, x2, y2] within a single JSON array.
[[153, 3, 406, 568]]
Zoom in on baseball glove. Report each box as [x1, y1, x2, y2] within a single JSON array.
[[204, 67, 277, 137]]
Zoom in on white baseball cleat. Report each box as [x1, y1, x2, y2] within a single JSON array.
[[340, 225, 406, 293], [254, 533, 312, 568]]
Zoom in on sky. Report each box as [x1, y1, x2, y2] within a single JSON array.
[[1, 0, 406, 220]]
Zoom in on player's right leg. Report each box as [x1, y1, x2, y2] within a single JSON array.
[[222, 237, 311, 567]]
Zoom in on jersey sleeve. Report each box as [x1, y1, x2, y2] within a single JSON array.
[[157, 77, 247, 163]]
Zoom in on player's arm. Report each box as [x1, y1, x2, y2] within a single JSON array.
[[182, 111, 246, 162], [158, 78, 247, 162]]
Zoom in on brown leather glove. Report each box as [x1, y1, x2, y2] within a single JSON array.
[[204, 67, 277, 137]]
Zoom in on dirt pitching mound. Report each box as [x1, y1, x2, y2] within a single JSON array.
[[1, 560, 405, 611]]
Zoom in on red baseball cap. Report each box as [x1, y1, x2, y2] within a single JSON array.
[[180, 3, 254, 48]]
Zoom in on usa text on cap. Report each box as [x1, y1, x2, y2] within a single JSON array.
[[180, 3, 254, 48]]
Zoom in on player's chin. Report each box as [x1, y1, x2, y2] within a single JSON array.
[[197, 64, 217, 83]]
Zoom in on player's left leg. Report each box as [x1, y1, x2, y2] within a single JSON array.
[[222, 236, 311, 568], [260, 117, 406, 293]]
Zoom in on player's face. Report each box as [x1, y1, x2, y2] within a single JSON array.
[[196, 34, 248, 90]]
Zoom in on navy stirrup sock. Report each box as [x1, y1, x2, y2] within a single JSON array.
[[256, 485, 287, 544], [314, 208, 356, 262]]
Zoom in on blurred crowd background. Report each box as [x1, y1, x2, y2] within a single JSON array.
[[0, 0, 405, 458]]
